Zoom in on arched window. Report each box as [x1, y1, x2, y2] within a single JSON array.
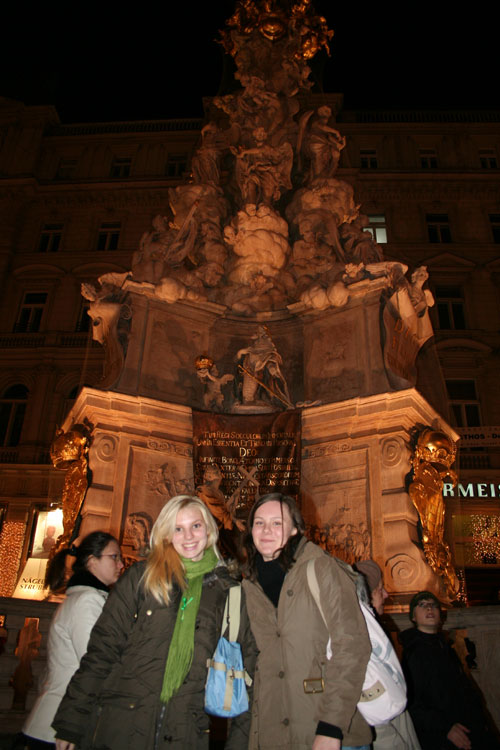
[[0, 385, 28, 447]]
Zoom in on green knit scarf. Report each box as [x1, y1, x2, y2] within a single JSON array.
[[160, 547, 218, 703]]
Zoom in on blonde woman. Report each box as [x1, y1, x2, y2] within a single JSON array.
[[53, 495, 256, 750]]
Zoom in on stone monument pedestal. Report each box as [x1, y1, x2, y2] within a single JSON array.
[[65, 384, 456, 601]]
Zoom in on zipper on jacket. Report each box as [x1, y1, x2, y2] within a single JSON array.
[[154, 703, 166, 750]]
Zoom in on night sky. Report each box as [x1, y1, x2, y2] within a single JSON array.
[[2, 2, 497, 123]]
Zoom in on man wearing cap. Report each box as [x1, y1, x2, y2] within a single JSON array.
[[400, 590, 499, 750], [355, 560, 421, 750]]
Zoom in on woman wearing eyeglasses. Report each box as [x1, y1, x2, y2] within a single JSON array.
[[23, 531, 123, 749]]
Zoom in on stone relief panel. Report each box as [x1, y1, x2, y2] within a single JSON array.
[[121, 443, 194, 560], [301, 445, 370, 564]]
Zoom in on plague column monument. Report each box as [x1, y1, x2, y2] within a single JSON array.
[[57, 0, 457, 604]]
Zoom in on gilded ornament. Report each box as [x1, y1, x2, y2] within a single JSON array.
[[49, 423, 91, 555], [409, 427, 459, 599]]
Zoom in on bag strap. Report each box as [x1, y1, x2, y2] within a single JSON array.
[[221, 584, 241, 642], [306, 559, 328, 629]]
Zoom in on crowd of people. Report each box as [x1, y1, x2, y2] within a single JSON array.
[[20, 492, 498, 750]]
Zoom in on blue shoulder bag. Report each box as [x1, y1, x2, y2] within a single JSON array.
[[205, 584, 252, 718]]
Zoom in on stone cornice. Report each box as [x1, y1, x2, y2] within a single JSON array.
[[352, 177, 500, 202]]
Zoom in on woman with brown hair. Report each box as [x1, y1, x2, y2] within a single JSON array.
[[243, 492, 372, 750]]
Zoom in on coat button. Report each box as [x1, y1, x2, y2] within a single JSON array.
[[287, 589, 293, 596], [164, 735, 172, 742], [278, 670, 285, 678], [146, 609, 152, 616], [276, 630, 280, 637], [283, 718, 290, 726], [128, 702, 135, 709]]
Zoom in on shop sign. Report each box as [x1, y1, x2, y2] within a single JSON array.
[[443, 482, 500, 499]]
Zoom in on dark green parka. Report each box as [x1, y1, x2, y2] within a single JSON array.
[[52, 561, 257, 750]]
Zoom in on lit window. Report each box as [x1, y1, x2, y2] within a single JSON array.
[[56, 159, 77, 180], [420, 149, 438, 169], [435, 285, 466, 329], [446, 380, 481, 427], [479, 149, 497, 169], [14, 292, 47, 333], [38, 224, 62, 253], [96, 222, 120, 251], [166, 153, 188, 177], [489, 214, 500, 243], [0, 384, 28, 447], [110, 157, 131, 178], [366, 214, 387, 243], [426, 213, 452, 243], [360, 149, 378, 169]]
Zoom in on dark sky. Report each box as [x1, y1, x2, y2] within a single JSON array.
[[3, 2, 497, 123]]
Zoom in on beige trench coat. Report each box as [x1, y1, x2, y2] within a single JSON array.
[[243, 539, 372, 749]]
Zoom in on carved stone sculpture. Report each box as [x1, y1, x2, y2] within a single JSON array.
[[409, 428, 460, 599], [339, 214, 384, 264], [234, 325, 292, 411], [195, 355, 234, 411], [232, 126, 293, 206], [82, 275, 131, 388], [298, 106, 346, 183], [191, 122, 225, 187]]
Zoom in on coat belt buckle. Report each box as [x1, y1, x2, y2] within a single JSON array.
[[303, 677, 324, 694]]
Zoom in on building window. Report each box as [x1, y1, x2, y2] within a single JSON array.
[[38, 224, 62, 253], [479, 149, 497, 169], [426, 213, 452, 243], [446, 380, 481, 427], [366, 214, 387, 243], [56, 159, 77, 180], [489, 214, 500, 243], [420, 149, 438, 169], [435, 285, 466, 329], [75, 301, 90, 332], [110, 157, 131, 178], [360, 149, 378, 169], [0, 385, 28, 447], [166, 153, 188, 178], [14, 292, 47, 333], [96, 222, 120, 251]]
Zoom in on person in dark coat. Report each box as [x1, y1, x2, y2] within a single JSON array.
[[52, 495, 257, 750], [400, 590, 499, 750]]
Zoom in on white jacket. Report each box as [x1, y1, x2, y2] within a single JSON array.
[[23, 583, 108, 743]]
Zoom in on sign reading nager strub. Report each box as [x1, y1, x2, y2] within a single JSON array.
[[193, 410, 301, 520]]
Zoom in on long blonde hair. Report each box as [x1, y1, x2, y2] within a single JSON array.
[[143, 495, 220, 605]]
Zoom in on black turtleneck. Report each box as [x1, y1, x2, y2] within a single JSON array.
[[255, 554, 286, 608]]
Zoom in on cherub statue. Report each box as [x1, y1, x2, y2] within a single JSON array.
[[195, 356, 234, 410]]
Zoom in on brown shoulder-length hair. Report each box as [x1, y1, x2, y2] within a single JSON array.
[[243, 492, 305, 581], [142, 495, 220, 605]]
